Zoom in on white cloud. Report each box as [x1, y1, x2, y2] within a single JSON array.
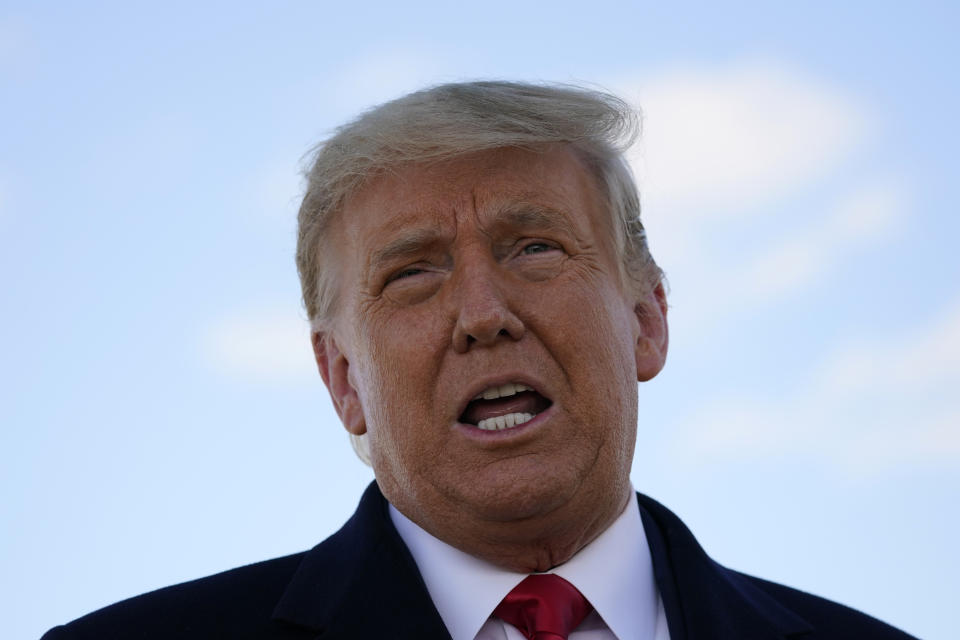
[[663, 181, 905, 341], [735, 180, 903, 300], [673, 398, 959, 475], [612, 60, 871, 219], [669, 297, 960, 474], [673, 398, 807, 461], [847, 412, 960, 472], [201, 309, 317, 383], [819, 297, 960, 393], [604, 60, 891, 332]]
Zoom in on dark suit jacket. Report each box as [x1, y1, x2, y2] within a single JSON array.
[[43, 482, 917, 639]]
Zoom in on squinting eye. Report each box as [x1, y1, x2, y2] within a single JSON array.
[[389, 267, 425, 282], [521, 242, 555, 255]]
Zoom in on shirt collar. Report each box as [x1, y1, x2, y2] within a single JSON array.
[[390, 492, 660, 640]]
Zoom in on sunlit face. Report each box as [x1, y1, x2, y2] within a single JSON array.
[[315, 145, 667, 546]]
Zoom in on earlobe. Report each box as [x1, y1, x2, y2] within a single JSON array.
[[312, 331, 367, 436], [634, 282, 669, 382]]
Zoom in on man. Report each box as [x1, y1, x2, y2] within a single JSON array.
[[43, 82, 916, 639]]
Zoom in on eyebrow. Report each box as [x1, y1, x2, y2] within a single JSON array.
[[367, 202, 569, 270], [369, 227, 444, 270], [490, 202, 570, 234]]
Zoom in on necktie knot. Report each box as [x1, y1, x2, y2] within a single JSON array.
[[493, 574, 593, 640]]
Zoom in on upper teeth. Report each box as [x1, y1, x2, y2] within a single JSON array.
[[473, 382, 532, 401]]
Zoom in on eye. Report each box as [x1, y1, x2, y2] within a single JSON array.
[[395, 267, 424, 280], [382, 264, 443, 305], [521, 241, 557, 255], [386, 266, 425, 285]]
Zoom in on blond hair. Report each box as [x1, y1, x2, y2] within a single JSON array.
[[296, 80, 662, 329]]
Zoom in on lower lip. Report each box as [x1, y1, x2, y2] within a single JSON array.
[[455, 404, 556, 443]]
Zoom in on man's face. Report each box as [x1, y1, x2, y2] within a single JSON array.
[[316, 145, 667, 550]]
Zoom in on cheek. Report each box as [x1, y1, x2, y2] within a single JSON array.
[[536, 278, 636, 372], [355, 313, 446, 452]]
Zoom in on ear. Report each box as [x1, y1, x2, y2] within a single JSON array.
[[634, 282, 669, 382], [312, 330, 367, 436]]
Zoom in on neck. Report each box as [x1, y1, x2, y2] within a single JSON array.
[[392, 483, 633, 573]]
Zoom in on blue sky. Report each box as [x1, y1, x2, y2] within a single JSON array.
[[3, 2, 957, 638]]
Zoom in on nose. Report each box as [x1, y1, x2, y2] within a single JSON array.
[[451, 263, 525, 353]]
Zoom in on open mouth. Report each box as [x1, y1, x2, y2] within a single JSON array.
[[458, 382, 553, 431]]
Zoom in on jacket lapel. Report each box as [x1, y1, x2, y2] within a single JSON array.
[[638, 493, 814, 640], [272, 482, 452, 639], [271, 482, 815, 640]]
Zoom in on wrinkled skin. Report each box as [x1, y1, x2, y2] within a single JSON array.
[[314, 145, 668, 572]]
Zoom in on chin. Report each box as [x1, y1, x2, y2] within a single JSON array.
[[452, 461, 583, 524]]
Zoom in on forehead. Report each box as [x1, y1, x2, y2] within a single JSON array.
[[336, 145, 609, 250]]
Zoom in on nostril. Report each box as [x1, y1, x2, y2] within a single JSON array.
[[466, 328, 507, 345]]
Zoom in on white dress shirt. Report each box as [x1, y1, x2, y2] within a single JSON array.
[[390, 494, 670, 640]]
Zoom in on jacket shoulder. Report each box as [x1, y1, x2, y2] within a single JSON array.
[[635, 492, 918, 639], [736, 572, 919, 640], [43, 552, 311, 640], [43, 483, 447, 640]]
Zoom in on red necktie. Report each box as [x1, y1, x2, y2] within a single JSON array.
[[493, 574, 594, 640]]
